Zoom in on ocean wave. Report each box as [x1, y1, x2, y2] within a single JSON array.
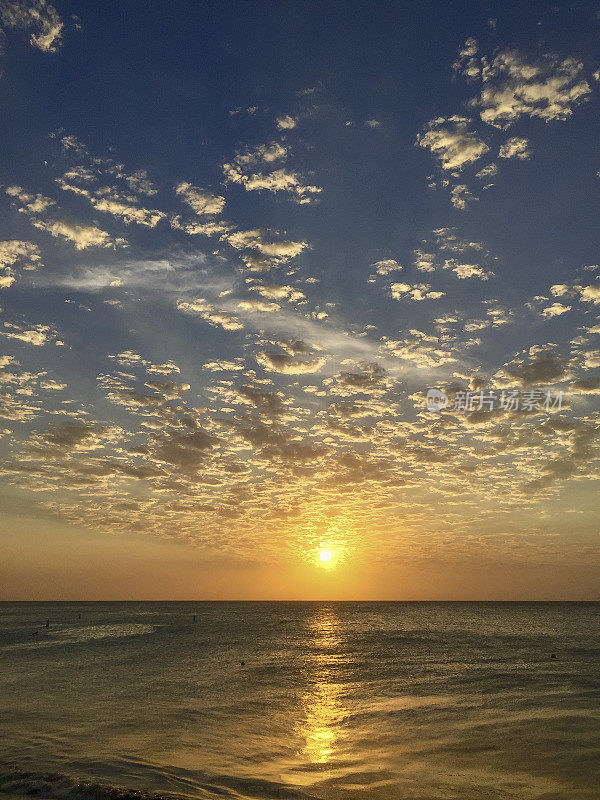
[[0, 770, 318, 800], [0, 772, 195, 800], [0, 625, 156, 652]]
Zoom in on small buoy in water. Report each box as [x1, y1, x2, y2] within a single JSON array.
[[551, 653, 557, 659], [45, 619, 50, 628], [241, 660, 245, 666]]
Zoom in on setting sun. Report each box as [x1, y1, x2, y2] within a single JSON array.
[[319, 549, 332, 563]]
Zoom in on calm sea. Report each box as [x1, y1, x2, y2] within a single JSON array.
[[0, 602, 598, 800]]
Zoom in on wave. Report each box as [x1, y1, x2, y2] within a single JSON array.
[[0, 769, 318, 800], [0, 625, 156, 653], [0, 772, 193, 800]]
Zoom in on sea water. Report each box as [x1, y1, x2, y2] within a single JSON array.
[[0, 602, 598, 800]]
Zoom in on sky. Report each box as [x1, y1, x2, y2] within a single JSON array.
[[0, 0, 599, 600]]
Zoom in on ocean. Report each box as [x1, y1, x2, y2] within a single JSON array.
[[0, 602, 598, 800]]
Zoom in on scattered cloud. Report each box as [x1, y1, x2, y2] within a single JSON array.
[[32, 218, 117, 249], [6, 184, 123, 249], [276, 115, 297, 130], [177, 298, 244, 330], [416, 116, 489, 171], [499, 136, 531, 160], [0, 240, 41, 287], [0, 321, 57, 346], [542, 302, 570, 318], [223, 142, 322, 204], [450, 184, 477, 209], [455, 43, 591, 128], [0, 0, 63, 52], [174, 182, 226, 215], [371, 259, 402, 276], [256, 350, 327, 374], [390, 282, 445, 301]]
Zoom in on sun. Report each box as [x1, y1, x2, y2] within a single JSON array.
[[319, 549, 332, 563]]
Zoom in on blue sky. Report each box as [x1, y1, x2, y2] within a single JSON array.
[[0, 0, 599, 599]]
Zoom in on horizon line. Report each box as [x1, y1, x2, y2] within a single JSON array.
[[1, 598, 598, 603]]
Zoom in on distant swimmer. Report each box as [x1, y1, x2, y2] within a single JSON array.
[[193, 615, 196, 622], [241, 660, 245, 666], [551, 653, 557, 659]]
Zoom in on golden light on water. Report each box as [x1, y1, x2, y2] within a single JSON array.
[[301, 680, 342, 764], [319, 549, 332, 563], [298, 607, 345, 765]]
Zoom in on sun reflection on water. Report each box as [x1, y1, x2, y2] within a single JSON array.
[[297, 607, 346, 765]]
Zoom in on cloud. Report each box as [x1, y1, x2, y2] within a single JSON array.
[[125, 170, 158, 196], [444, 260, 493, 280], [382, 330, 457, 368], [107, 351, 181, 375], [412, 230, 495, 284], [6, 184, 122, 249], [256, 351, 327, 374], [276, 338, 318, 356], [390, 282, 445, 301], [37, 255, 217, 294], [416, 116, 489, 170], [0, 0, 63, 52], [5, 184, 55, 213], [499, 136, 531, 160], [226, 167, 322, 204], [223, 142, 321, 204], [0, 321, 56, 345], [452, 36, 480, 79], [57, 180, 166, 228], [579, 284, 600, 304], [570, 376, 600, 395], [0, 356, 67, 422], [460, 47, 591, 129], [237, 298, 280, 312], [476, 162, 498, 179], [334, 362, 389, 394], [550, 282, 600, 305], [0, 240, 41, 287], [151, 429, 215, 471], [276, 115, 297, 130], [497, 345, 570, 386], [177, 298, 244, 330], [248, 281, 305, 303], [203, 359, 245, 372], [32, 218, 116, 249], [237, 384, 285, 417], [542, 302, 570, 318], [450, 184, 477, 210], [28, 421, 117, 453], [144, 380, 190, 400], [371, 259, 402, 276], [59, 134, 87, 156], [174, 182, 226, 215], [171, 217, 232, 237], [225, 228, 308, 266]]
